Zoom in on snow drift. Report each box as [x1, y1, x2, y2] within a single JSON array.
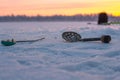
[[0, 22, 120, 80]]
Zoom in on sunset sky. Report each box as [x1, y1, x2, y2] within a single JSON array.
[[0, 0, 120, 16]]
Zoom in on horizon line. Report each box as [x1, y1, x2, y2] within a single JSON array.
[[0, 13, 119, 17]]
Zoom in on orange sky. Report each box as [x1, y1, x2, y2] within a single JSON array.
[[0, 0, 120, 16]]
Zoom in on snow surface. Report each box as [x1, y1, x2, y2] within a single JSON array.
[[0, 22, 120, 80]]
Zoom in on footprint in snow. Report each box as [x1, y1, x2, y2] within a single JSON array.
[[17, 60, 31, 66]]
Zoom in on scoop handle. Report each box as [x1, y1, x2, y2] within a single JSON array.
[[80, 38, 100, 41]]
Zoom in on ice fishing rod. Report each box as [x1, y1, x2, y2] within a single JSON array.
[[1, 37, 45, 46], [62, 31, 111, 43]]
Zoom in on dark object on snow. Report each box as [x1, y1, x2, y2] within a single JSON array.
[[80, 35, 111, 43], [101, 35, 111, 43], [62, 31, 111, 43], [62, 31, 81, 42], [98, 12, 108, 24]]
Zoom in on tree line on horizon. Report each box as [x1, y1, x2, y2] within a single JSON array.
[[0, 14, 120, 22]]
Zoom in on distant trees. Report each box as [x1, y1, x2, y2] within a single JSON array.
[[0, 14, 97, 22], [0, 14, 119, 22]]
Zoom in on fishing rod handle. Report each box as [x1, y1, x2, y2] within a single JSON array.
[[80, 38, 100, 41], [80, 35, 111, 43]]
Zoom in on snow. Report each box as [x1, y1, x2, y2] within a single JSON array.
[[0, 21, 120, 80]]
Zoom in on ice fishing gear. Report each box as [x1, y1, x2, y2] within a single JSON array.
[[62, 31, 111, 43], [1, 38, 45, 46], [62, 31, 81, 42], [1, 39, 16, 46]]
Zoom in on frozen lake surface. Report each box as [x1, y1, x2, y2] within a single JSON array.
[[0, 22, 120, 80]]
